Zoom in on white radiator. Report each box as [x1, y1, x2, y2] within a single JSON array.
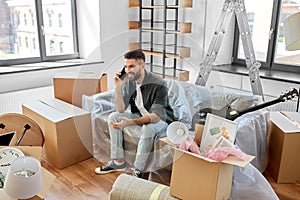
[[266, 98, 299, 112], [211, 85, 300, 113], [0, 86, 54, 114]]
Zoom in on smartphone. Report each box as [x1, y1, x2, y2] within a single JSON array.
[[119, 66, 127, 80]]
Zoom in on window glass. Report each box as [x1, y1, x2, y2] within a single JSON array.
[[274, 0, 300, 66], [237, 0, 274, 62], [0, 0, 77, 65], [42, 0, 75, 56], [0, 0, 40, 60]]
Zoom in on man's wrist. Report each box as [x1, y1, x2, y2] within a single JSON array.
[[133, 115, 151, 125]]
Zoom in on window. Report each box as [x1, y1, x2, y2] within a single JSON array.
[[18, 37, 21, 47], [50, 40, 55, 54], [25, 37, 28, 48], [273, 0, 300, 68], [59, 42, 64, 53], [24, 13, 27, 25], [30, 12, 34, 26], [233, 0, 300, 73], [58, 13, 63, 28], [0, 0, 78, 66], [48, 13, 53, 27], [32, 38, 36, 49]]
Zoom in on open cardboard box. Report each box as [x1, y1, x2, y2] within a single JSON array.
[[22, 98, 93, 169], [0, 146, 56, 200], [53, 72, 108, 107], [169, 124, 254, 200], [267, 112, 300, 183]]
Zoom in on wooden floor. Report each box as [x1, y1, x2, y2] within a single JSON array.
[[41, 157, 300, 200], [263, 171, 300, 200]]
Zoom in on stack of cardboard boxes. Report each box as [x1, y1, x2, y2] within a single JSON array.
[[21, 72, 107, 169], [22, 72, 107, 170]]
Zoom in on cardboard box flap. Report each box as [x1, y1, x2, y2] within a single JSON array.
[[271, 112, 300, 133], [54, 72, 106, 79], [23, 100, 72, 123], [40, 98, 89, 117], [173, 147, 254, 167], [221, 154, 255, 168]]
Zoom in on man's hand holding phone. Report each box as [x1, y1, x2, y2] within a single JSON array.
[[118, 66, 127, 80], [114, 66, 127, 87]]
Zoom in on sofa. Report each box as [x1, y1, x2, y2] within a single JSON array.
[[82, 79, 279, 199]]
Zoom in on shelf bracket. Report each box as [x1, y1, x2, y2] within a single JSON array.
[[195, 0, 264, 100]]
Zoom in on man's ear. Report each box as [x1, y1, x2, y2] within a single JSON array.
[[139, 60, 145, 68]]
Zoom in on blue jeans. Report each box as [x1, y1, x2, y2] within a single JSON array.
[[108, 111, 168, 171]]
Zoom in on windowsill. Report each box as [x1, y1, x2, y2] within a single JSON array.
[[0, 59, 104, 75], [214, 64, 300, 85]]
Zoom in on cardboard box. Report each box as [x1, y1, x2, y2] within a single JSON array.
[[170, 148, 254, 200], [22, 98, 93, 169], [169, 126, 254, 200], [0, 146, 56, 200], [53, 72, 108, 107], [267, 112, 300, 183]]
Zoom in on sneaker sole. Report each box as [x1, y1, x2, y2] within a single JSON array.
[[95, 168, 126, 175]]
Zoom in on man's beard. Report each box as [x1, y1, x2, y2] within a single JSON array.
[[128, 69, 142, 81]]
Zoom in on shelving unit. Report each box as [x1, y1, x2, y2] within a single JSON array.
[[128, 0, 192, 79]]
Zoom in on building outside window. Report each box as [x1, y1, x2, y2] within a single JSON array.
[[0, 0, 78, 66]]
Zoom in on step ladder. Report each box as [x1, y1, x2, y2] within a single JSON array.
[[195, 0, 264, 100]]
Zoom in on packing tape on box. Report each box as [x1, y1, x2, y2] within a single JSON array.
[[109, 173, 179, 200]]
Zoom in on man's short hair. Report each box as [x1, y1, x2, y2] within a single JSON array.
[[124, 49, 145, 62]]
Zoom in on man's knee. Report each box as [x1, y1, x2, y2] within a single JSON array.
[[108, 112, 121, 122], [141, 124, 158, 138]]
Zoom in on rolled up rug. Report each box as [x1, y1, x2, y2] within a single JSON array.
[[109, 174, 179, 200]]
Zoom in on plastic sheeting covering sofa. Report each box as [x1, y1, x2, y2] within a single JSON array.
[[82, 79, 279, 200]]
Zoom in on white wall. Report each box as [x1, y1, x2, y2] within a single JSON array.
[[185, 0, 235, 82], [76, 0, 101, 63]]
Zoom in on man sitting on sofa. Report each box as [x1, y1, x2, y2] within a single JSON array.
[[95, 49, 176, 178]]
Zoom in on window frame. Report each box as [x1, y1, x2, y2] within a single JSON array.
[[232, 0, 300, 74], [0, 0, 79, 66]]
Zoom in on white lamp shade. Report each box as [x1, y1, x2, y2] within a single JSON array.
[[284, 12, 300, 51], [166, 121, 189, 144], [4, 156, 42, 199]]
